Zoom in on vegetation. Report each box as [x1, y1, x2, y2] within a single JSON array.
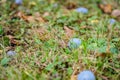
[[0, 0, 120, 80]]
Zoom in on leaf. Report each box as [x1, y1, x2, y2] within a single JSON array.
[[34, 12, 45, 23], [80, 26, 93, 29], [70, 75, 77, 80], [43, 12, 50, 17], [3, 36, 10, 46], [110, 47, 118, 54], [0, 50, 3, 53], [59, 40, 67, 48], [45, 63, 54, 71], [7, 35, 21, 46], [24, 16, 36, 23], [15, 11, 45, 23], [66, 1, 77, 9], [1, 57, 10, 66], [99, 4, 112, 14], [111, 9, 120, 17], [64, 26, 75, 39], [0, 25, 4, 35], [34, 27, 51, 41], [29, 1, 36, 6], [15, 11, 25, 19]]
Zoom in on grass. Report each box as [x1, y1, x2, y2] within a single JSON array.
[[0, 0, 120, 80]]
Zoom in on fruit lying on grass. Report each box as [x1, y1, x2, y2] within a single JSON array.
[[77, 70, 95, 80], [68, 38, 82, 49], [109, 19, 116, 25], [15, 0, 22, 5], [75, 7, 88, 14], [7, 50, 16, 56]]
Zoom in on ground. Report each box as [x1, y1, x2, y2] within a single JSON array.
[[0, 0, 120, 80]]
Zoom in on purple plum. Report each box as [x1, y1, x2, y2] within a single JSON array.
[[68, 38, 82, 49], [77, 70, 95, 80], [76, 7, 88, 14], [15, 0, 22, 5], [109, 19, 116, 25], [7, 50, 16, 56]]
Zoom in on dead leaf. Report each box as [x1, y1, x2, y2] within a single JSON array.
[[7, 35, 21, 46], [59, 40, 67, 48], [35, 27, 47, 35], [34, 12, 41, 17], [80, 26, 93, 29], [43, 12, 50, 17], [66, 1, 77, 10], [111, 9, 120, 17], [15, 11, 25, 18], [7, 35, 14, 39], [96, 52, 111, 58], [71, 75, 77, 80], [29, 1, 36, 6], [14, 11, 45, 23], [91, 20, 99, 23], [99, 4, 112, 14], [0, 50, 3, 53], [34, 27, 50, 41], [100, 75, 109, 80], [10, 39, 19, 46], [34, 12, 45, 22], [117, 54, 120, 59], [23, 16, 36, 23], [64, 26, 75, 39]]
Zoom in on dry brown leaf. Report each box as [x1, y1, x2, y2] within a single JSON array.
[[7, 35, 15, 39], [34, 12, 41, 17], [0, 50, 3, 53], [35, 27, 47, 35], [66, 1, 77, 10], [15, 11, 25, 18], [15, 11, 45, 23], [23, 16, 36, 23], [34, 27, 50, 41], [15, 11, 35, 22], [99, 4, 112, 14], [70, 75, 77, 80], [64, 26, 75, 39], [6, 35, 21, 46], [10, 39, 21, 46], [111, 9, 120, 17], [80, 26, 93, 29], [100, 75, 109, 80], [59, 40, 67, 48], [35, 17, 45, 23], [43, 12, 50, 17], [34, 12, 45, 22], [95, 52, 111, 58]]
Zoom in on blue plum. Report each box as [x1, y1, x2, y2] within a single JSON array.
[[15, 0, 22, 5], [7, 50, 16, 56], [68, 38, 81, 49], [76, 7, 88, 14], [109, 19, 116, 25], [77, 70, 95, 80]]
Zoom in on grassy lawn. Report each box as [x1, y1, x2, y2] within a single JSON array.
[[0, 0, 120, 80]]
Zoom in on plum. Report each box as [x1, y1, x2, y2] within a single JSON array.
[[76, 7, 88, 14], [15, 0, 22, 5], [7, 50, 16, 56], [68, 38, 81, 49], [77, 70, 95, 80], [109, 19, 116, 25]]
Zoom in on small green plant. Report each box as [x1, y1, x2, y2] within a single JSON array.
[[0, 25, 4, 35], [1, 57, 10, 66]]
